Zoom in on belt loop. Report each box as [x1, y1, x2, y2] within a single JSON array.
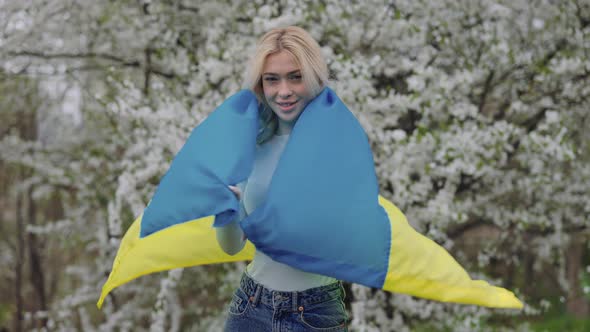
[[251, 284, 262, 307], [291, 291, 298, 312]]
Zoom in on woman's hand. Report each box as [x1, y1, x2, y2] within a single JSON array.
[[228, 185, 247, 241], [228, 185, 242, 200]]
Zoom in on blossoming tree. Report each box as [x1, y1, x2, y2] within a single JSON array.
[[1, 0, 588, 331]]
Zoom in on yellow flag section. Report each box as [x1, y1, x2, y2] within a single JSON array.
[[97, 196, 523, 309], [379, 196, 523, 308], [96, 214, 256, 308]]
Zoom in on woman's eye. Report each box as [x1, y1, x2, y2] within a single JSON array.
[[264, 77, 278, 82], [289, 75, 302, 81]]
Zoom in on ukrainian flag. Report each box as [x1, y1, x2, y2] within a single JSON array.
[[97, 88, 523, 309]]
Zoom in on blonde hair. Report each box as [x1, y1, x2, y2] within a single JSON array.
[[243, 26, 329, 144]]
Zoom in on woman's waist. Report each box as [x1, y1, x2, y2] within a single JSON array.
[[239, 269, 343, 310], [246, 250, 337, 292]]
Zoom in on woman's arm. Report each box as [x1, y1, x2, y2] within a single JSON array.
[[215, 183, 247, 255]]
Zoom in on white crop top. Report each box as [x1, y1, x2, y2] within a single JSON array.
[[216, 133, 336, 291]]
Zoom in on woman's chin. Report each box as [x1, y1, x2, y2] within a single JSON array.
[[272, 107, 301, 122], [277, 110, 301, 123]]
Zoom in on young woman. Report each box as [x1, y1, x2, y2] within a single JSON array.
[[216, 26, 349, 331]]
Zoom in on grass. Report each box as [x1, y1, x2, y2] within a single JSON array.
[[529, 314, 590, 332]]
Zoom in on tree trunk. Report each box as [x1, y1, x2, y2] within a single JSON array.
[[14, 173, 24, 332], [566, 234, 590, 317], [523, 246, 534, 296], [46, 192, 64, 301], [27, 185, 48, 328]]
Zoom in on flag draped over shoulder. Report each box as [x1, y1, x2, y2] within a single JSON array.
[[97, 88, 523, 310]]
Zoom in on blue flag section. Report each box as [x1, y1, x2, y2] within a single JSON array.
[[241, 89, 391, 288], [98, 88, 523, 310], [140, 90, 259, 237]]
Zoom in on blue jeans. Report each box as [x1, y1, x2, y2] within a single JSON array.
[[224, 272, 348, 331]]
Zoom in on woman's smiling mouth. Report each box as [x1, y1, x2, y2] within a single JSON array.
[[276, 100, 299, 111]]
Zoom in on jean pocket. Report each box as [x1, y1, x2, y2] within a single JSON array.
[[228, 289, 250, 316], [299, 297, 348, 331]]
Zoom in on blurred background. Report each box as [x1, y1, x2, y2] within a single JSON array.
[[0, 0, 589, 331]]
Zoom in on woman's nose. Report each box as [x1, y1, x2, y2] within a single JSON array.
[[277, 80, 292, 98]]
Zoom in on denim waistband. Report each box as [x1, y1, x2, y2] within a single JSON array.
[[239, 271, 344, 312]]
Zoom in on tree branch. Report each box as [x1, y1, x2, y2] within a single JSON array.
[[448, 218, 589, 240], [478, 70, 495, 114], [6, 51, 177, 79]]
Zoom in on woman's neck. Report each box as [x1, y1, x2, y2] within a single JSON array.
[[277, 120, 294, 135]]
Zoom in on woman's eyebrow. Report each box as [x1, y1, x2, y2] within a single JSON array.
[[262, 70, 301, 76]]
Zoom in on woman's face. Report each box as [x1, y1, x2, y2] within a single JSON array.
[[261, 51, 313, 134]]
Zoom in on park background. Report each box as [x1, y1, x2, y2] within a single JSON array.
[[0, 0, 589, 331]]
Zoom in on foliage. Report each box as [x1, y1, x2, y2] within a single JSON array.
[[0, 0, 588, 331]]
